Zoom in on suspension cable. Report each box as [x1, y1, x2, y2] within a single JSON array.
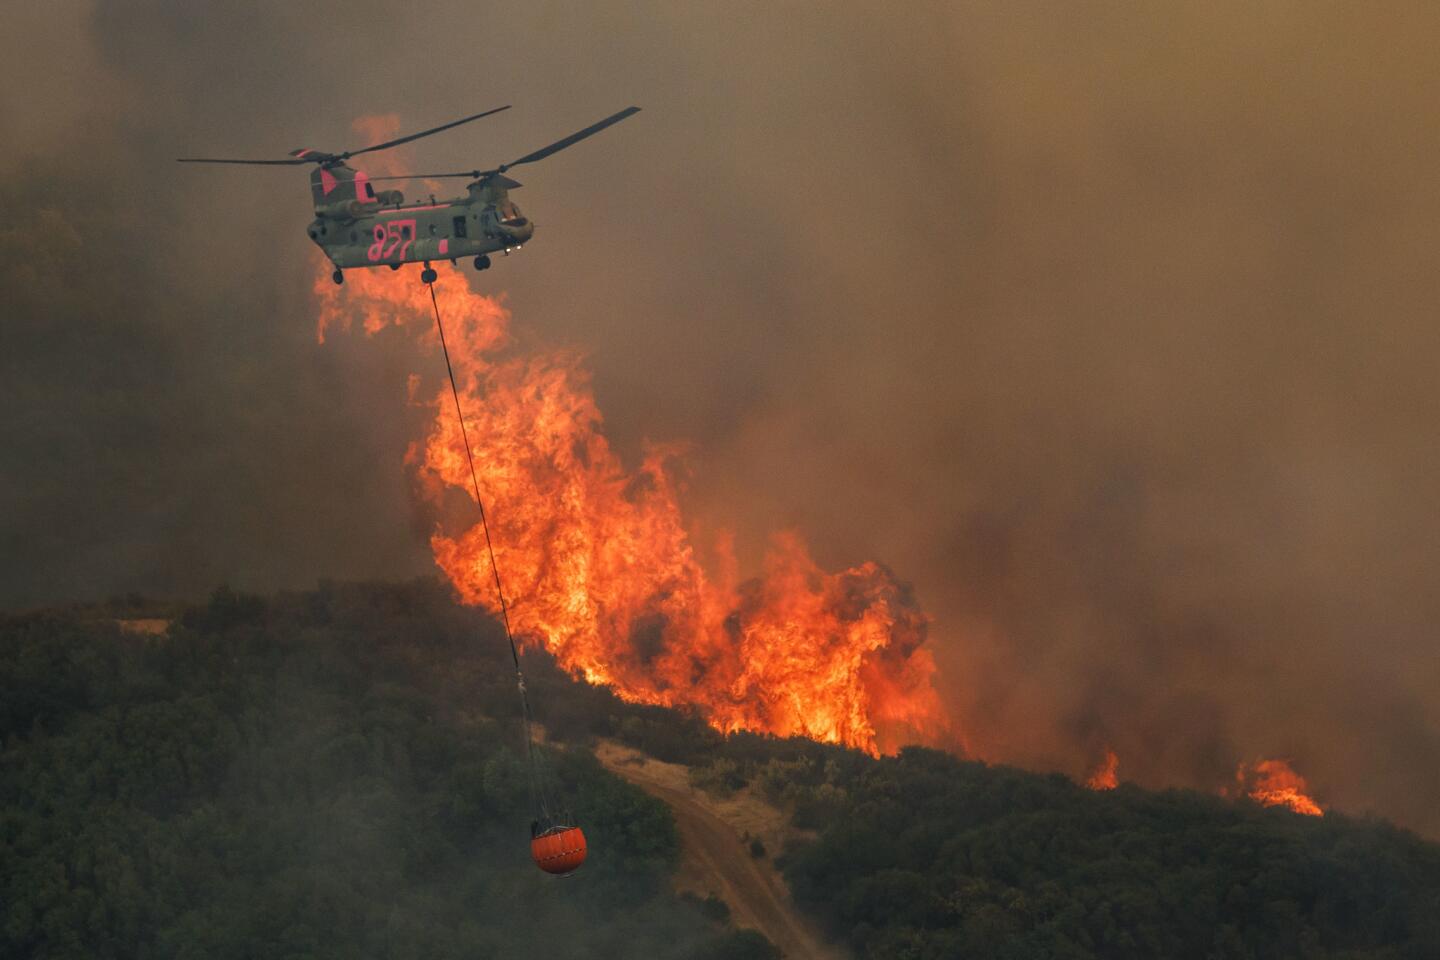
[[428, 281, 520, 670], [427, 279, 553, 822]]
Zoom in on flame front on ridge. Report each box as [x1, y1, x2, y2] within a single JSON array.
[[315, 265, 950, 755], [1237, 758, 1324, 817], [1085, 748, 1120, 790]]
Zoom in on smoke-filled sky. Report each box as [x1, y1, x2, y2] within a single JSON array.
[[4, 2, 1439, 833]]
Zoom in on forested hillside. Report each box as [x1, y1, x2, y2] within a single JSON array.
[[0, 582, 774, 959], [672, 730, 1440, 959], [779, 751, 1440, 959], [4, 581, 1439, 959]]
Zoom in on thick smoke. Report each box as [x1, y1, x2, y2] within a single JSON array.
[[3, 3, 1439, 833]]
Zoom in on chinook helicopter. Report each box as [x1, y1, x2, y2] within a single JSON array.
[[179, 105, 640, 285]]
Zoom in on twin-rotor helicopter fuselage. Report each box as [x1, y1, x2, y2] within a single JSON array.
[[180, 105, 638, 285], [306, 164, 533, 284]]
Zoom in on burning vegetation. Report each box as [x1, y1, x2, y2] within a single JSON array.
[[1084, 748, 1119, 791], [314, 267, 1333, 816], [315, 266, 949, 756], [1237, 758, 1324, 817]]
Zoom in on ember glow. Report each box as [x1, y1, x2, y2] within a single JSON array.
[[1237, 759, 1324, 817], [1084, 748, 1119, 790], [314, 265, 950, 755]]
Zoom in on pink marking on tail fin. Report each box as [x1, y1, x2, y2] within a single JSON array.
[[353, 170, 373, 203], [320, 168, 338, 196]]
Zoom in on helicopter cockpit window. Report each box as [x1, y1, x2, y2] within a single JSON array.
[[499, 201, 526, 226]]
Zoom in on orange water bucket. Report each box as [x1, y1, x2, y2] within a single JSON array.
[[531, 825, 587, 876]]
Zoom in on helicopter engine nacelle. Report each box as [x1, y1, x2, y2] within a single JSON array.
[[316, 199, 365, 221]]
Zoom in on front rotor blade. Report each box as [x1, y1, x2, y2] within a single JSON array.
[[364, 170, 491, 182], [343, 105, 512, 159], [176, 157, 314, 165], [502, 106, 640, 169]]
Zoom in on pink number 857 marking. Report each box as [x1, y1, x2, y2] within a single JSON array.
[[367, 219, 417, 262]]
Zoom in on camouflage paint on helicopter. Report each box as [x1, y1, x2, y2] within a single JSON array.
[[305, 165, 533, 281], [180, 106, 640, 285]]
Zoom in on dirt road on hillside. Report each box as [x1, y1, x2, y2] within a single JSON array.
[[596, 741, 848, 960]]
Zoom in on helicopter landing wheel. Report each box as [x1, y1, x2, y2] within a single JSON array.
[[388, 262, 401, 271], [331, 269, 344, 286], [473, 255, 491, 272], [421, 267, 438, 285]]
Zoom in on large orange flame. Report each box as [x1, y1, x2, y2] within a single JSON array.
[[1084, 748, 1119, 790], [1237, 758, 1324, 817], [314, 265, 950, 754]]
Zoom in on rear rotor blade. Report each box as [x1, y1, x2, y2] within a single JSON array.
[[177, 105, 510, 167], [343, 105, 511, 159], [176, 156, 315, 165], [500, 106, 640, 170]]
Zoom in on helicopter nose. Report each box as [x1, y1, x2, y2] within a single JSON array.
[[500, 219, 534, 244]]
